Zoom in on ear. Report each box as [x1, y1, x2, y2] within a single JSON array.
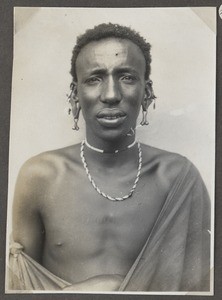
[[69, 81, 78, 105], [141, 80, 154, 111], [67, 81, 81, 119]]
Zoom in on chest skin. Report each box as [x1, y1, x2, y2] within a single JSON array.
[[37, 145, 172, 284]]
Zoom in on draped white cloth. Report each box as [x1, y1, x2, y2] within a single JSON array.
[[8, 157, 211, 292]]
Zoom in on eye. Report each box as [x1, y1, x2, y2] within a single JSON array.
[[85, 77, 101, 85], [120, 74, 137, 83]]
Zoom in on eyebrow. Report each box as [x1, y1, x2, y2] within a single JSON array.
[[87, 67, 139, 76]]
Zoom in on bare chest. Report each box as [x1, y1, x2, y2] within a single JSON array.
[[39, 164, 167, 281], [42, 189, 155, 259]]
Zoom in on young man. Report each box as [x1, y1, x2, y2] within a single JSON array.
[[9, 23, 210, 292]]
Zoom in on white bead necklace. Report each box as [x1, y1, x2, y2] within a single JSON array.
[[80, 140, 142, 201], [85, 138, 136, 153]]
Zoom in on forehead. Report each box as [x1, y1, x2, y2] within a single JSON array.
[[75, 38, 146, 77]]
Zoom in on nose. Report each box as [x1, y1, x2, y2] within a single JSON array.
[[100, 77, 122, 104]]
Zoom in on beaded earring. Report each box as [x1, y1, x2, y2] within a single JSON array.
[[140, 80, 156, 126], [72, 98, 81, 130], [66, 82, 81, 130]]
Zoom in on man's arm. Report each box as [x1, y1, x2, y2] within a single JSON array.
[[12, 159, 45, 263]]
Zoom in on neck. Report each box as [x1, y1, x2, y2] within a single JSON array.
[[85, 138, 136, 154], [83, 139, 139, 169], [85, 132, 136, 153]]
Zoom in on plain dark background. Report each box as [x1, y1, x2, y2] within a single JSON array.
[[0, 1, 221, 299]]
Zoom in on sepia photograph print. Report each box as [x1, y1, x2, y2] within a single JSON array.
[[5, 7, 215, 295]]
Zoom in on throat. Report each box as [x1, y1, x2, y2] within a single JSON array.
[[85, 138, 136, 154], [82, 140, 140, 168]]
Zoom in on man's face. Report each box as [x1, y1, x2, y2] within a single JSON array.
[[75, 37, 147, 143]]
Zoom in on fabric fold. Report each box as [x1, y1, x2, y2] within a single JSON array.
[[119, 160, 211, 291], [8, 242, 71, 290], [7, 159, 211, 292]]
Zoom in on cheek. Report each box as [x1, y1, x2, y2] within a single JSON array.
[[77, 87, 94, 115], [78, 86, 100, 107], [79, 100, 92, 121], [122, 85, 144, 107]]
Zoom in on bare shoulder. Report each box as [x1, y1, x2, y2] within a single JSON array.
[[14, 144, 81, 207], [20, 143, 80, 177], [140, 143, 193, 186], [141, 143, 188, 166], [12, 145, 82, 258]]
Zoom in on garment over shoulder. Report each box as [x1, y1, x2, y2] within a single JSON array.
[[7, 149, 211, 292], [119, 155, 211, 291]]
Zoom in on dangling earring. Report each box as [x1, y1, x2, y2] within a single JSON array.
[[66, 82, 81, 130], [65, 87, 73, 115], [65, 99, 72, 115], [140, 108, 149, 126], [140, 94, 150, 126], [72, 98, 81, 130], [153, 98, 156, 110], [147, 79, 157, 110], [140, 79, 157, 125]]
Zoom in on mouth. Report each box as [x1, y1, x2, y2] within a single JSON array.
[[96, 109, 127, 128]]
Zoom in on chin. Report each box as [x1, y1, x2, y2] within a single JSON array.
[[95, 127, 129, 142]]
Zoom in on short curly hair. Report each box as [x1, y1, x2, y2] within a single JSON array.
[[70, 23, 152, 82]]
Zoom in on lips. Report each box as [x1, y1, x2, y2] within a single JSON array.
[[96, 109, 126, 128], [97, 109, 126, 119]]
